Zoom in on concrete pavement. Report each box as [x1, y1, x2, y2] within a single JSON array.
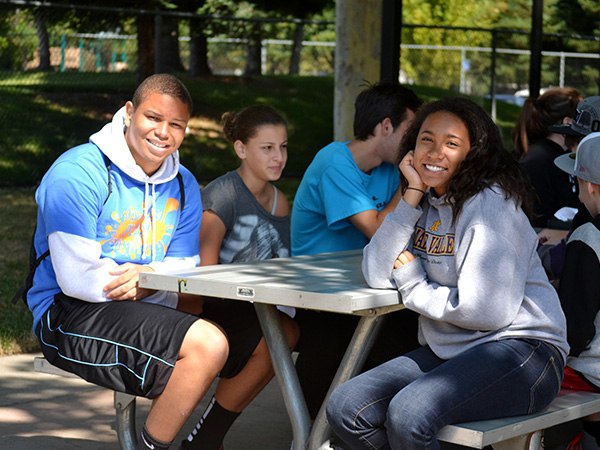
[[0, 353, 539, 450], [0, 352, 293, 450]]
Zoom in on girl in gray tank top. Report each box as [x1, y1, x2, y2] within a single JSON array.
[[180, 105, 299, 450]]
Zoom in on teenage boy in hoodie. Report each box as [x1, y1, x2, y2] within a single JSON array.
[[27, 74, 228, 450]]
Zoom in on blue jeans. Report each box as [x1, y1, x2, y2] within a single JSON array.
[[326, 339, 563, 450]]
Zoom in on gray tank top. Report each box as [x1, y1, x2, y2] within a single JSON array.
[[201, 171, 290, 264]]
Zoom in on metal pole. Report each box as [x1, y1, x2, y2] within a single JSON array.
[[529, 0, 543, 99], [460, 47, 467, 94], [308, 314, 388, 450], [154, 13, 161, 74], [380, 0, 402, 82], [114, 392, 137, 450], [261, 39, 267, 75], [60, 35, 66, 72], [490, 30, 498, 122], [79, 38, 84, 72], [253, 303, 312, 450], [559, 52, 565, 87]]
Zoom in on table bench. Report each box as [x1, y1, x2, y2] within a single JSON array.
[[436, 389, 600, 449]]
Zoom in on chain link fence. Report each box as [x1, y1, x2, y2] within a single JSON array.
[[1, 1, 599, 186], [1, 3, 598, 95]]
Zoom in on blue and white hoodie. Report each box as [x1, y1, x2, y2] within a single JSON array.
[[28, 107, 202, 333]]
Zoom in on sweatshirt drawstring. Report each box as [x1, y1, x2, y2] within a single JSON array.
[[143, 180, 150, 260], [142, 180, 157, 262], [151, 183, 156, 262]]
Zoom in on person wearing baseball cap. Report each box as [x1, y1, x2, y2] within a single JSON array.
[[537, 99, 600, 282], [550, 96, 600, 138], [553, 132, 600, 449], [512, 87, 582, 228]]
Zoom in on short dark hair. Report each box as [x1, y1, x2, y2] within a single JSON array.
[[353, 81, 422, 140], [221, 105, 287, 144], [132, 73, 193, 115]]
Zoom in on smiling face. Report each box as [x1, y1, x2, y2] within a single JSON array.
[[235, 124, 288, 181], [124, 92, 191, 176], [413, 111, 471, 196]]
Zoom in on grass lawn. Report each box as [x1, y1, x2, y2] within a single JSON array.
[[0, 187, 39, 354], [0, 72, 522, 355]]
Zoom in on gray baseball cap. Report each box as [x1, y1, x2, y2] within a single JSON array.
[[550, 96, 600, 137], [555, 132, 600, 185]]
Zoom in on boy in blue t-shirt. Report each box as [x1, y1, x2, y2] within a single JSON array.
[[291, 81, 423, 420]]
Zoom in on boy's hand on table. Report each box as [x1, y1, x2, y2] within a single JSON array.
[[104, 264, 156, 301]]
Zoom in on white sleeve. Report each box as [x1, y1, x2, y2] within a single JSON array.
[[48, 231, 117, 303], [48, 231, 182, 308]]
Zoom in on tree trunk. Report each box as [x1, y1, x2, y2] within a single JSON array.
[[188, 20, 212, 77], [157, 15, 185, 73], [34, 8, 50, 71], [289, 21, 304, 75], [136, 14, 155, 85], [245, 34, 262, 76]]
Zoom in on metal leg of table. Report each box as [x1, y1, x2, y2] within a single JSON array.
[[253, 303, 312, 450], [114, 391, 137, 450], [308, 314, 388, 450]]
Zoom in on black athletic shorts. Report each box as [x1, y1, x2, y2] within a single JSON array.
[[200, 297, 264, 379], [38, 293, 200, 399]]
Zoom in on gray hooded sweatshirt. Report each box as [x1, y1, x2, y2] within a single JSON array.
[[362, 186, 569, 363]]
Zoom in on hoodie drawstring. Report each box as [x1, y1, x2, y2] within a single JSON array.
[[142, 180, 156, 262], [151, 183, 156, 262]]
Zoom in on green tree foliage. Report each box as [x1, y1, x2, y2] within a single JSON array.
[[249, 0, 332, 74], [400, 0, 600, 95], [555, 0, 600, 37], [401, 0, 502, 94], [0, 8, 38, 70]]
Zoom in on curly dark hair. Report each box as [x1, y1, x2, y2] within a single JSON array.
[[397, 97, 535, 223]]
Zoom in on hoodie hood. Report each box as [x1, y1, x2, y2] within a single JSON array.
[[89, 106, 180, 185]]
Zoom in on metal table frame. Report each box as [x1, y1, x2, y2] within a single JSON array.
[[140, 250, 404, 450]]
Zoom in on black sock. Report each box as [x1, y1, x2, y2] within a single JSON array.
[[137, 424, 172, 450], [184, 396, 241, 450], [583, 421, 600, 446]]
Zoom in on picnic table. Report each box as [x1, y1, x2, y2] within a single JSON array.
[[139, 249, 405, 450]]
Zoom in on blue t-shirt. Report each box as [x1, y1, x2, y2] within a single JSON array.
[[28, 143, 201, 331], [291, 141, 399, 255]]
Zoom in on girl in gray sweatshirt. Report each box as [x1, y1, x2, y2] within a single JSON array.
[[326, 97, 569, 450]]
